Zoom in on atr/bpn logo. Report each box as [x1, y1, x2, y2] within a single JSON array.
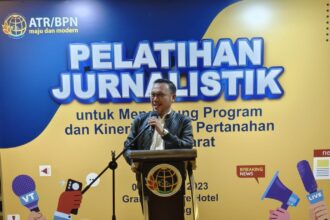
[[2, 13, 27, 39], [146, 164, 182, 197]]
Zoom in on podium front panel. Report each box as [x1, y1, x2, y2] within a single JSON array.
[[141, 161, 186, 220]]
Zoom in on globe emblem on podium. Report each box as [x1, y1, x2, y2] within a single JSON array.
[[146, 164, 182, 197], [2, 14, 27, 39]]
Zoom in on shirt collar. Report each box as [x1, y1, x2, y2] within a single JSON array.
[[160, 109, 172, 120]]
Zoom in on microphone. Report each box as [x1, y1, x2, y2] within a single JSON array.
[[150, 111, 158, 117], [297, 160, 317, 193], [125, 111, 158, 149], [148, 111, 158, 132], [12, 175, 40, 212], [297, 160, 324, 204]]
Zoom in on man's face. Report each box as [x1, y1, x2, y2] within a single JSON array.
[[150, 83, 176, 116]]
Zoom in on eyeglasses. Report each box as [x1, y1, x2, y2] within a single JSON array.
[[150, 92, 169, 98]]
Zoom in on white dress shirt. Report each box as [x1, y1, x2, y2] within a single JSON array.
[[150, 110, 171, 150]]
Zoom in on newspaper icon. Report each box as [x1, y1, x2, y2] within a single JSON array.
[[313, 158, 330, 180]]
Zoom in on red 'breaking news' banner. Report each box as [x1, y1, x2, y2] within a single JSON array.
[[314, 149, 330, 157]]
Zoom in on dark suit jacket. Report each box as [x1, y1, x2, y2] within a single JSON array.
[[124, 111, 193, 157]]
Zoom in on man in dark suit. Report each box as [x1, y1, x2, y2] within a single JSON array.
[[124, 78, 193, 154], [123, 78, 194, 218]]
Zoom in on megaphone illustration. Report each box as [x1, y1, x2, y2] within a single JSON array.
[[261, 171, 300, 209]]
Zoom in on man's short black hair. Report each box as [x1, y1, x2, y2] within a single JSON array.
[[154, 78, 177, 94]]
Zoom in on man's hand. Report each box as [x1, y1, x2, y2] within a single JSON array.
[[148, 117, 163, 134], [309, 201, 329, 220], [269, 208, 290, 220], [28, 211, 46, 220], [57, 191, 82, 214]]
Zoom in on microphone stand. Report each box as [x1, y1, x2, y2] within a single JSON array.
[[81, 124, 151, 220]]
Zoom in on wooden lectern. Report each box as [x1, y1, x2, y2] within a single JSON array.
[[126, 149, 197, 220]]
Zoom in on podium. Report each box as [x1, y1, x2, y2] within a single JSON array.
[[126, 149, 197, 220]]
